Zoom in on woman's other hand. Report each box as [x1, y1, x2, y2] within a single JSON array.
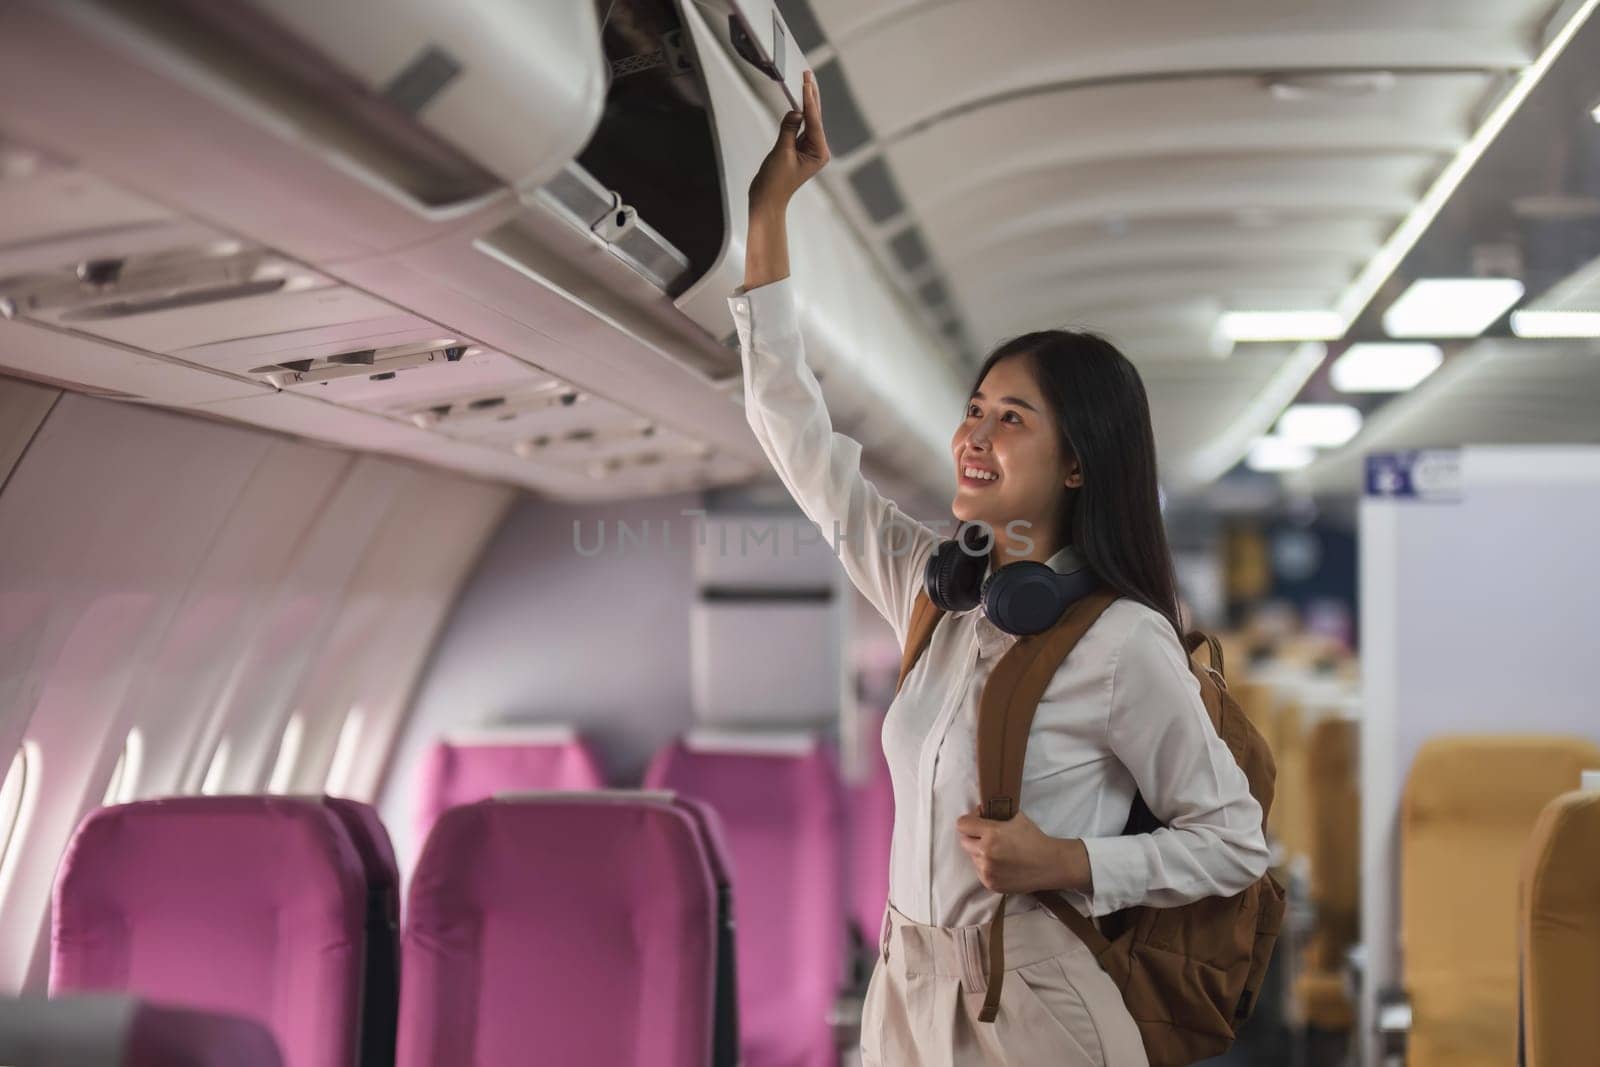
[[957, 807, 1094, 895], [748, 68, 830, 217]]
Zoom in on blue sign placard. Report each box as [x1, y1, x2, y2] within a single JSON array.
[[1365, 450, 1462, 500]]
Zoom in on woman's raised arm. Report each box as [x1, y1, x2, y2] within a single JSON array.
[[732, 70, 940, 645]]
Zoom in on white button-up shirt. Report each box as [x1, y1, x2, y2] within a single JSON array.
[[728, 277, 1270, 929]]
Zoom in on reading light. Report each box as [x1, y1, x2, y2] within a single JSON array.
[[1276, 404, 1363, 448], [1330, 343, 1443, 393], [1218, 310, 1344, 343], [1382, 278, 1524, 337], [1246, 436, 1315, 473], [1509, 309, 1600, 338]]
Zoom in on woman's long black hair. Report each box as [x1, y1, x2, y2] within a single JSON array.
[[970, 329, 1185, 641]]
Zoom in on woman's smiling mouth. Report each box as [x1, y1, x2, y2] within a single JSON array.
[[960, 463, 1000, 487]]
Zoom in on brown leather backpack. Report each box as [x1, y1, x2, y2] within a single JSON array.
[[895, 588, 1286, 1066]]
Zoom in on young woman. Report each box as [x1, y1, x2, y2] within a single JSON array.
[[730, 70, 1270, 1067]]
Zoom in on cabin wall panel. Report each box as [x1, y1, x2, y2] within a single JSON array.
[[0, 393, 276, 991], [275, 474, 511, 801], [188, 457, 419, 796], [382, 491, 700, 873], [0, 379, 59, 490], [124, 439, 354, 801], [0, 387, 509, 994]]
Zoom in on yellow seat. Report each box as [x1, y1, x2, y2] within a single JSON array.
[[1267, 702, 1308, 863], [1293, 717, 1359, 1031], [1520, 789, 1600, 1067], [1401, 736, 1600, 1067]]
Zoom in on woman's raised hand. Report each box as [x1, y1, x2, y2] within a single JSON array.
[[748, 68, 831, 217]]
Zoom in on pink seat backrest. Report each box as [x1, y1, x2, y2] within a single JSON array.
[[321, 797, 399, 922], [645, 739, 845, 1067], [413, 736, 605, 845], [50, 797, 367, 1067], [398, 795, 721, 1067], [318, 797, 400, 1067]]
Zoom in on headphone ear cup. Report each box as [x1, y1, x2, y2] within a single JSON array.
[[924, 539, 983, 612], [981, 561, 1054, 635]]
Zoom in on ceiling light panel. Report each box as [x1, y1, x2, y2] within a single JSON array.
[[1276, 403, 1363, 447], [1330, 342, 1443, 393], [1246, 435, 1315, 472], [1509, 309, 1600, 338], [1382, 277, 1524, 337], [1218, 310, 1344, 342]]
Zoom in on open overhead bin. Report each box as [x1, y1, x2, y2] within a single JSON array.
[[513, 0, 966, 496]]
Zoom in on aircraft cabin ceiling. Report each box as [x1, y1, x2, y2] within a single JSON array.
[[789, 0, 1595, 494], [0, 0, 1594, 507]]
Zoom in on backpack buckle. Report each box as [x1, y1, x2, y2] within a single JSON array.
[[984, 797, 1014, 820]]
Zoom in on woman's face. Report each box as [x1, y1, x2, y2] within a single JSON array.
[[949, 353, 1081, 555]]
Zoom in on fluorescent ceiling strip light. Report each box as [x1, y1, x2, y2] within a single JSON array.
[[1382, 278, 1524, 338], [1184, 342, 1327, 486], [1330, 342, 1443, 393], [1218, 310, 1344, 342], [1246, 436, 1316, 473], [1509, 309, 1600, 337], [1334, 0, 1600, 324], [1277, 404, 1363, 447]]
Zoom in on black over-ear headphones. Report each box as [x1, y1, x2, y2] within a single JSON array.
[[923, 522, 1100, 636]]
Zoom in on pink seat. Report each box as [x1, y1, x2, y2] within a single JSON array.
[[50, 797, 368, 1067], [398, 794, 724, 1067], [671, 796, 741, 1067], [0, 995, 282, 1067], [319, 798, 400, 1067], [413, 733, 606, 846], [646, 737, 846, 1067]]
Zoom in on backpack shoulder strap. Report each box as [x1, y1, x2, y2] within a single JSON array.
[[974, 589, 1119, 1022], [977, 589, 1120, 821], [1184, 629, 1225, 679], [894, 590, 946, 696]]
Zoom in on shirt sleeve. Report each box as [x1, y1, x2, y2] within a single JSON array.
[[1078, 610, 1271, 917], [728, 277, 941, 647]]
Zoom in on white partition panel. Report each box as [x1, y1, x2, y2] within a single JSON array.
[[1357, 446, 1600, 1066]]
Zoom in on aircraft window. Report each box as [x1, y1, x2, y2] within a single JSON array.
[[101, 728, 144, 807], [267, 713, 306, 795], [0, 744, 36, 901], [324, 706, 366, 798], [200, 737, 232, 796]]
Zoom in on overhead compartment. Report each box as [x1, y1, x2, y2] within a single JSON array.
[[43, 0, 606, 216], [505, 0, 966, 496]]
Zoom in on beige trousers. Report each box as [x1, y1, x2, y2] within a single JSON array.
[[860, 903, 1149, 1067]]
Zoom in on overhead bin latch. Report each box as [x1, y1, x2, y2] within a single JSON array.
[[591, 191, 639, 245]]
